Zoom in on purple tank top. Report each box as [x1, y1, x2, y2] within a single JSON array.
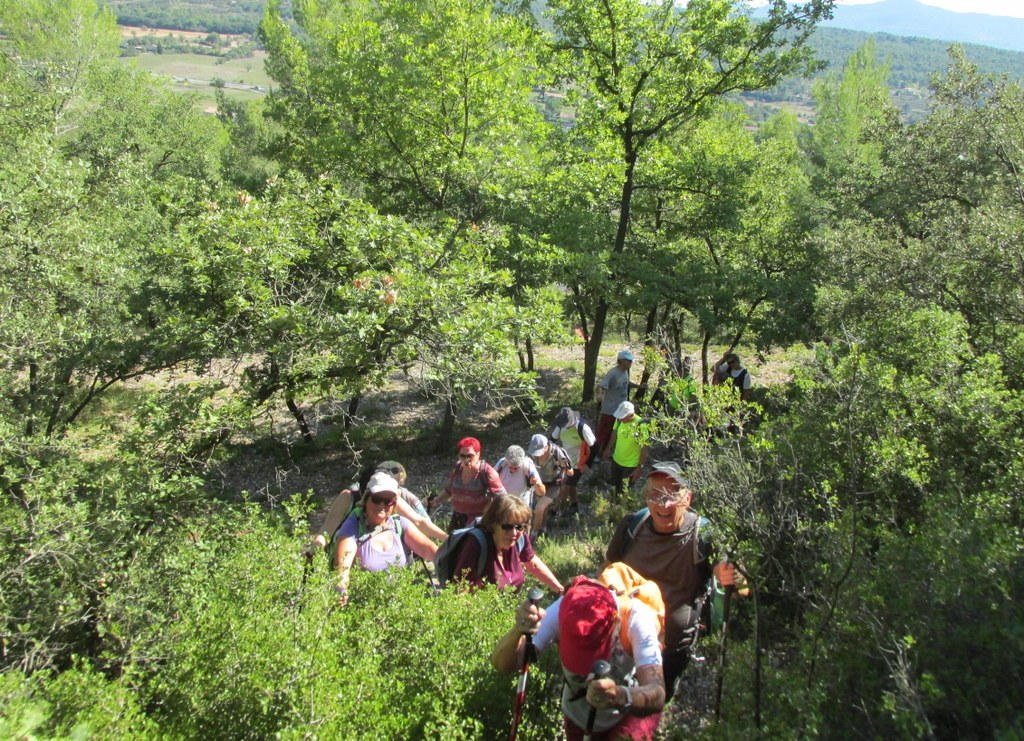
[[338, 513, 413, 572]]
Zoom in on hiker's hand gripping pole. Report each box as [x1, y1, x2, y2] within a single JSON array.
[[583, 659, 612, 741], [507, 587, 544, 741]]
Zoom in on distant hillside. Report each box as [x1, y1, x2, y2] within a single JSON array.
[[740, 25, 1024, 123], [821, 0, 1024, 54], [102, 0, 279, 35], [808, 26, 1024, 87], [105, 0, 1024, 123]]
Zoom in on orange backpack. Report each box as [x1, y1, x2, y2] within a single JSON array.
[[598, 562, 666, 654]]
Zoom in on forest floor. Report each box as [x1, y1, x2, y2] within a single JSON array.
[[211, 341, 801, 512]]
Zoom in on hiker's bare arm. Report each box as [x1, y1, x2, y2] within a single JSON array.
[[491, 598, 543, 673], [430, 487, 451, 509], [404, 523, 438, 562], [524, 556, 563, 595], [396, 499, 448, 542], [304, 489, 355, 555], [333, 536, 358, 604], [587, 664, 665, 715]]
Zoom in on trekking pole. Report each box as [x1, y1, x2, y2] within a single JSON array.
[[508, 587, 544, 741], [714, 565, 736, 722], [583, 659, 612, 741], [418, 556, 439, 594]]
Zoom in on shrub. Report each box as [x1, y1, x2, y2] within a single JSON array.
[[118, 505, 566, 739]]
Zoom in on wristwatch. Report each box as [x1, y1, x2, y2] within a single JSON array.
[[621, 686, 634, 713]]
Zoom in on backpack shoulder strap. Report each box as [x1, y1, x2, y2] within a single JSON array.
[[695, 515, 711, 564], [622, 508, 650, 554], [470, 526, 489, 577]]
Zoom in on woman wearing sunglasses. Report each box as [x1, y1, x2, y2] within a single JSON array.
[[449, 495, 563, 594], [430, 437, 506, 533], [303, 460, 447, 559], [333, 472, 438, 605]]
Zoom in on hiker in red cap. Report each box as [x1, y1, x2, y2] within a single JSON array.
[[492, 575, 666, 740]]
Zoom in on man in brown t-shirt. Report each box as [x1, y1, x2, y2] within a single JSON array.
[[605, 462, 737, 701]]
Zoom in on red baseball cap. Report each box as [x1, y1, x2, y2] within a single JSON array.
[[558, 576, 619, 676]]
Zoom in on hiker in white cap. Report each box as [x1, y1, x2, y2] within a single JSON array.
[[527, 434, 572, 536], [603, 401, 649, 500]]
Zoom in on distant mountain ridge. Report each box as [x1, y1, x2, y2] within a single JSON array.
[[818, 0, 1024, 53]]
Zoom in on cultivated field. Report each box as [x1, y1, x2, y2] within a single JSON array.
[[122, 50, 271, 109], [119, 25, 246, 44]]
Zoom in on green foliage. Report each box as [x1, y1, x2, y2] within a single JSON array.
[[688, 336, 1024, 738], [811, 50, 1024, 365], [541, 0, 832, 400], [107, 0, 272, 35], [0, 0, 228, 440], [261, 0, 546, 223], [173, 176, 533, 439], [116, 505, 563, 739], [0, 664, 156, 738]]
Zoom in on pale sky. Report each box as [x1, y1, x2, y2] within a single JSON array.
[[836, 0, 1024, 20]]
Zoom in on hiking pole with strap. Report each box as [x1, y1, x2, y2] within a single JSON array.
[[508, 587, 544, 741], [714, 562, 736, 722], [583, 659, 612, 741]]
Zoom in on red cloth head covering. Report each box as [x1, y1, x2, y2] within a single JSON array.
[[558, 576, 618, 676]]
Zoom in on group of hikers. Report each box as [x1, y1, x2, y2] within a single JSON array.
[[303, 349, 752, 740]]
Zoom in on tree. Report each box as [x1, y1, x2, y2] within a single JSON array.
[[0, 0, 226, 438], [175, 176, 532, 444], [544, 0, 834, 401], [812, 48, 1024, 375], [260, 0, 546, 224], [806, 37, 896, 212]]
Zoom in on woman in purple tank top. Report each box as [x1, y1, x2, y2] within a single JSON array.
[[333, 472, 438, 605]]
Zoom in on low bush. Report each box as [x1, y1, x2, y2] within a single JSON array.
[[109, 504, 565, 739]]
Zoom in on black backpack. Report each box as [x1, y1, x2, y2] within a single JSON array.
[[433, 520, 525, 588]]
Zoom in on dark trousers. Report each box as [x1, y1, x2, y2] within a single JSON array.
[[609, 461, 636, 501], [448, 511, 471, 533], [662, 648, 691, 702], [595, 413, 616, 455]]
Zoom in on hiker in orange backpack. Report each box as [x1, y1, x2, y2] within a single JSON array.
[[492, 570, 666, 741]]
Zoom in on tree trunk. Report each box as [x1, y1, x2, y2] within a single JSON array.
[[670, 315, 683, 362], [285, 394, 314, 444], [525, 336, 535, 372], [582, 297, 609, 403], [584, 146, 636, 402], [437, 397, 457, 452], [344, 394, 360, 430], [634, 305, 659, 403], [701, 329, 713, 385]]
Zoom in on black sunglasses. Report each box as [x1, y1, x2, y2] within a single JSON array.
[[500, 523, 528, 532], [459, 452, 476, 460], [368, 493, 397, 507]]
